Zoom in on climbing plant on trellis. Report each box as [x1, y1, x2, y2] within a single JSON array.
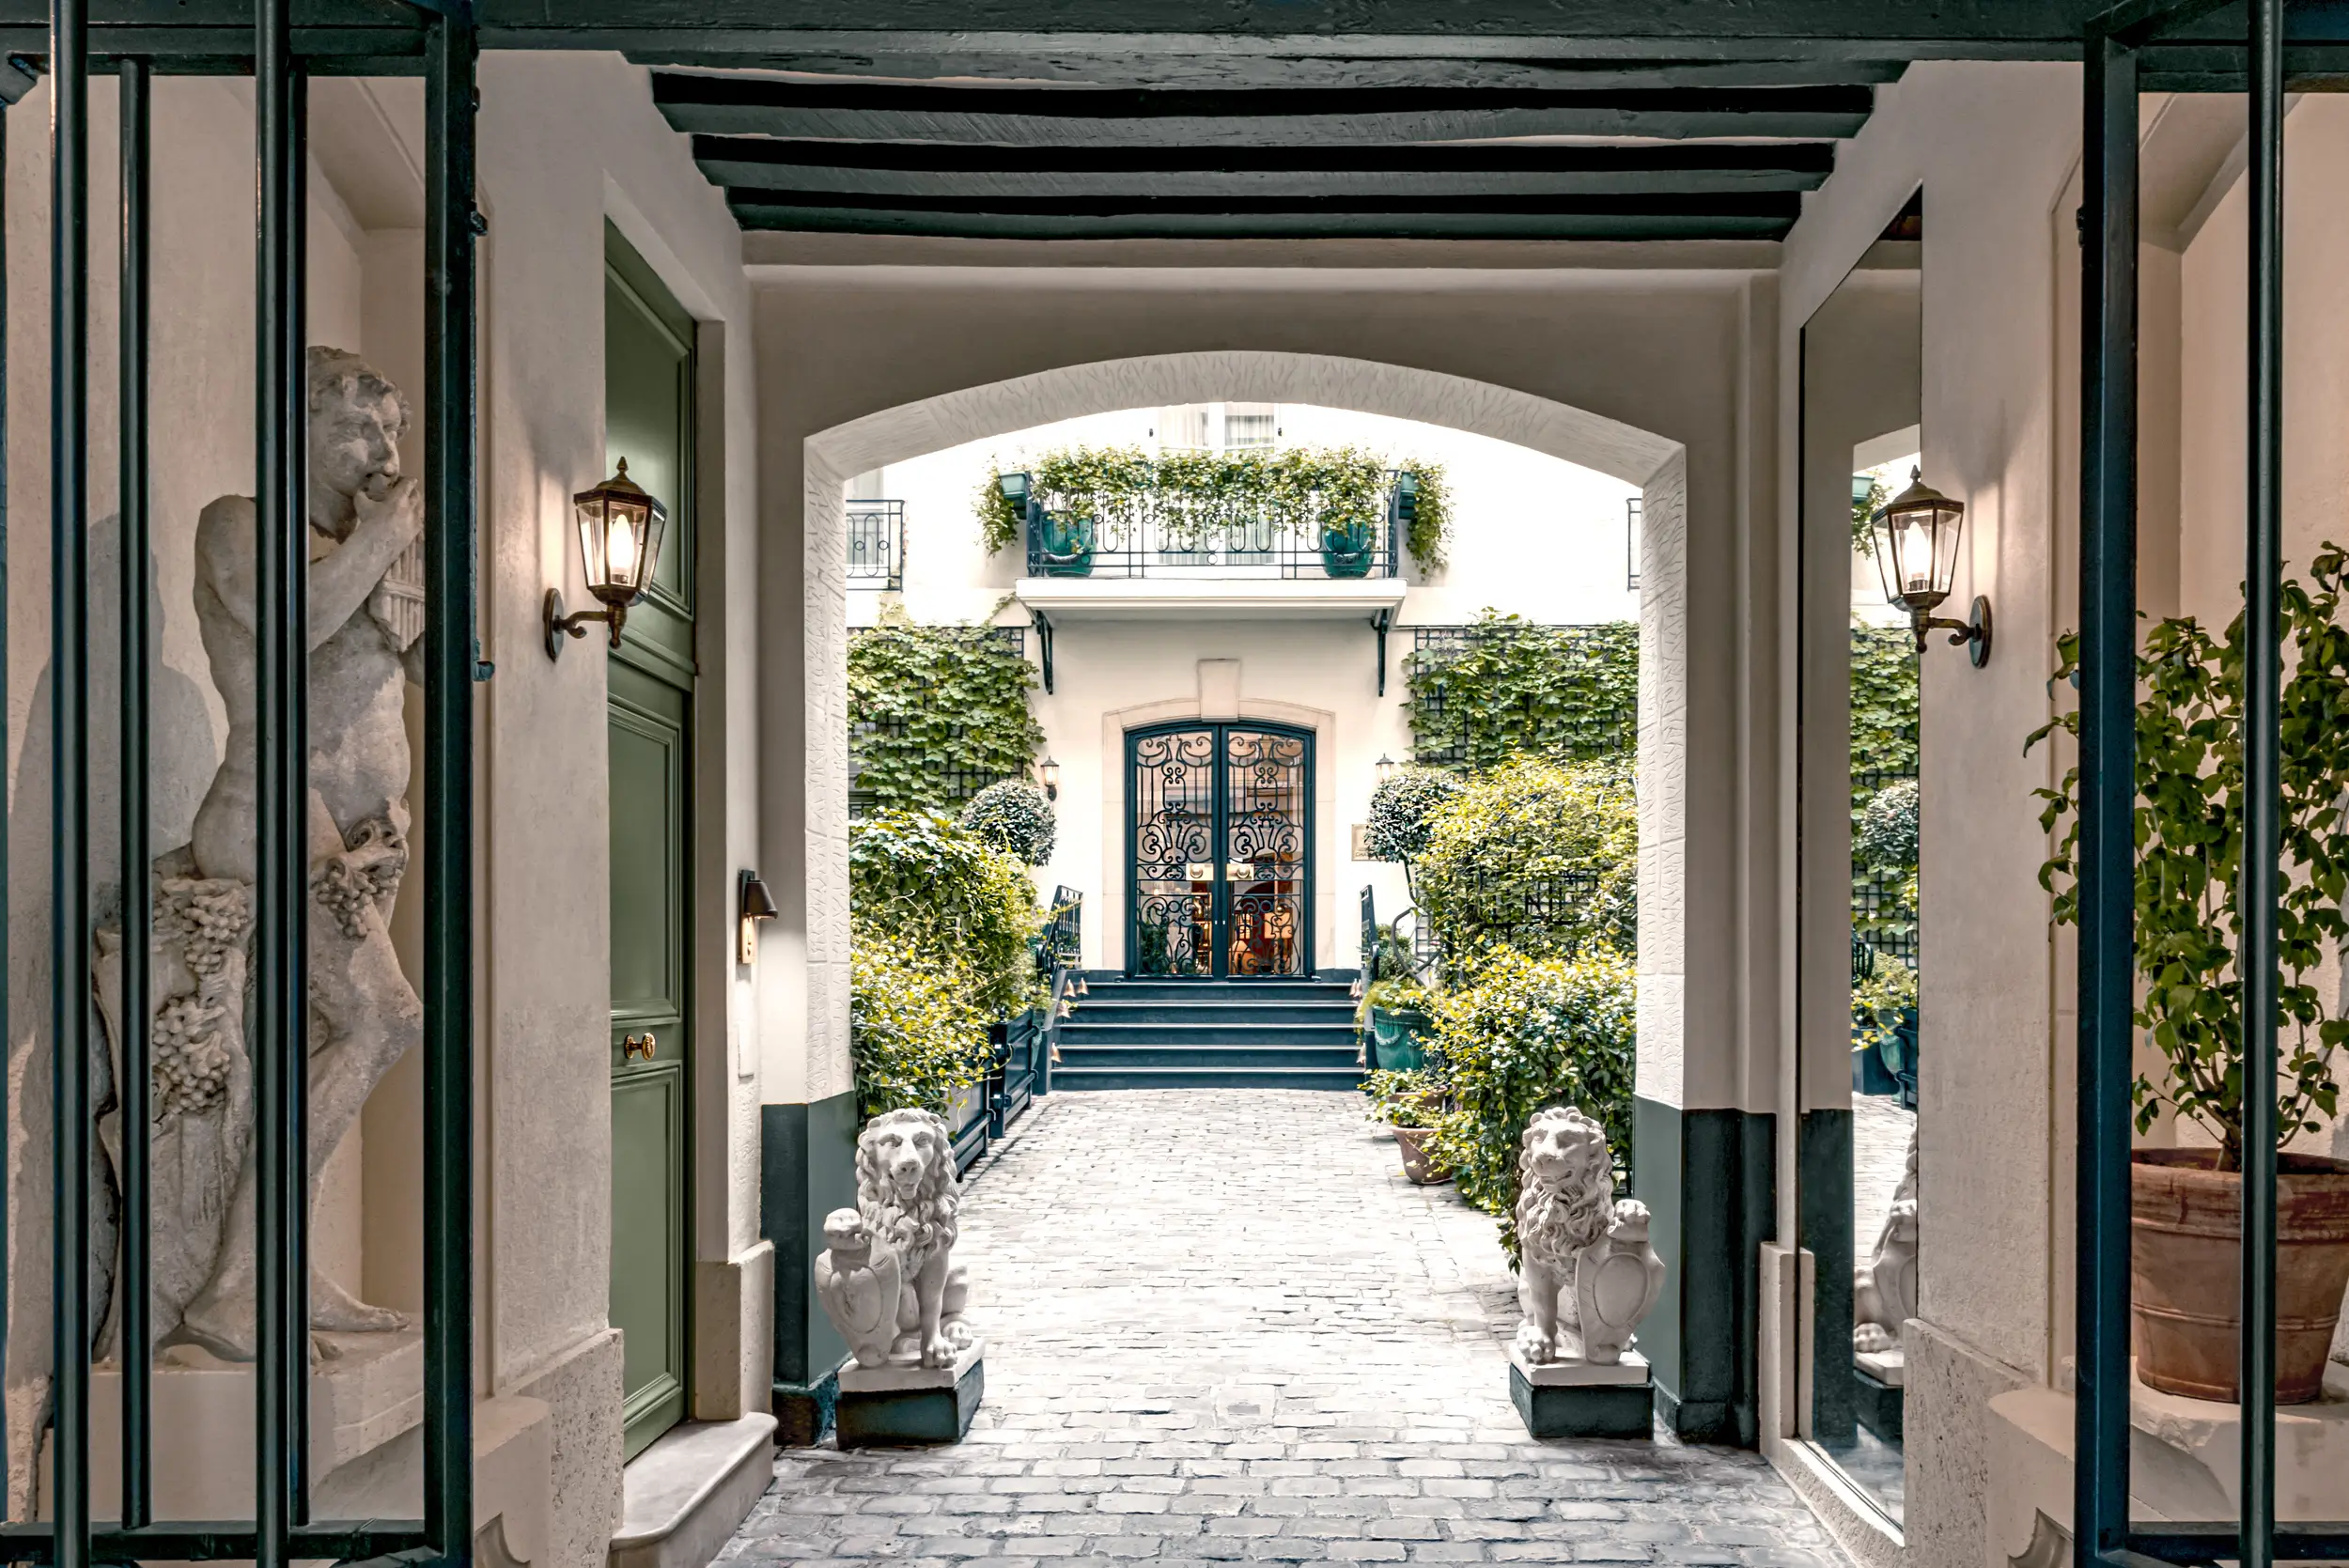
[[1405, 612, 1639, 773], [848, 618, 1041, 815]]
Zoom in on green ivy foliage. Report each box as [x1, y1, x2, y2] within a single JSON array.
[[848, 614, 1044, 813], [848, 809, 1046, 1021], [1849, 623, 1921, 782], [975, 444, 1445, 568], [1413, 757, 1637, 962], [1363, 1066, 1445, 1128], [1424, 944, 1637, 1262], [1405, 612, 1639, 772], [848, 925, 991, 1121], [1849, 623, 1921, 955], [2028, 544, 2349, 1169], [961, 779, 1057, 865], [1851, 953, 1918, 1059]]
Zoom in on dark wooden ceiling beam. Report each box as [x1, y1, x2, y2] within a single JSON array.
[[650, 74, 1875, 144], [635, 52, 1907, 91], [724, 193, 1798, 241], [691, 135, 1836, 198]]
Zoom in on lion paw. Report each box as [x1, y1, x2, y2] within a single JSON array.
[[1514, 1322, 1559, 1365], [921, 1332, 958, 1370], [1853, 1323, 1894, 1355]]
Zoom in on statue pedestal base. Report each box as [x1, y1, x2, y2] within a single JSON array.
[[835, 1342, 984, 1449], [1853, 1349, 1906, 1444], [1507, 1346, 1652, 1439]]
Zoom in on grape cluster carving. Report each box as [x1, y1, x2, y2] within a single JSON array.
[[148, 879, 251, 1121]]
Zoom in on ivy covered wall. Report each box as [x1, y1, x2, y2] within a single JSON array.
[[1404, 612, 1639, 772], [847, 617, 1044, 814]]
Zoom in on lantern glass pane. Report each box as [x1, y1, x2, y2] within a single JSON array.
[[1928, 501, 1964, 601], [576, 496, 612, 596]]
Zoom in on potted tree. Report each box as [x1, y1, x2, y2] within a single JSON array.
[[2030, 544, 2349, 1403]]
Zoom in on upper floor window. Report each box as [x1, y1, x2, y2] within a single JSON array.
[[1155, 402, 1280, 452]]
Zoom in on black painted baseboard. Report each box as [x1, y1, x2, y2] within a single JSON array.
[[761, 1094, 861, 1391], [1633, 1096, 1775, 1447]]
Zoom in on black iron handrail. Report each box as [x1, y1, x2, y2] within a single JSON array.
[[1004, 467, 1410, 581], [846, 498, 904, 591], [953, 889, 1081, 1174]]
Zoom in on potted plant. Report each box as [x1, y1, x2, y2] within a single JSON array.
[[1359, 972, 1436, 1072], [1365, 1067, 1451, 1184], [2029, 543, 2349, 1403], [1036, 508, 1094, 577]]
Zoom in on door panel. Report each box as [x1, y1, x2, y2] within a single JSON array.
[[606, 225, 695, 1465], [1127, 722, 1314, 978]]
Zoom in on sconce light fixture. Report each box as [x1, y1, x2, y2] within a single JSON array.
[[1870, 467, 1990, 668], [738, 869, 779, 967], [1036, 755, 1061, 801], [1375, 753, 1398, 786], [546, 458, 669, 659]]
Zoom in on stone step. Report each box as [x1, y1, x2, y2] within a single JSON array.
[[1071, 1000, 1359, 1025], [1082, 980, 1357, 1002], [1058, 1021, 1360, 1047], [1051, 1065, 1366, 1092], [1055, 1043, 1362, 1069], [606, 1414, 777, 1568]]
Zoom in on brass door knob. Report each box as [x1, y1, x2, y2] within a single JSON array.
[[624, 1032, 658, 1062]]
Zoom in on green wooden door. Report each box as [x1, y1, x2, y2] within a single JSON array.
[[606, 225, 696, 1462]]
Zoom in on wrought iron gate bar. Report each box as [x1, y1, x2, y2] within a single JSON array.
[[420, 5, 480, 1554], [2076, 21, 2139, 1566], [115, 48, 151, 1533], [14, 3, 475, 1562], [253, 0, 310, 1548], [47, 6, 92, 1568]]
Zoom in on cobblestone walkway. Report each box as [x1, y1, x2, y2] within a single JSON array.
[[729, 1091, 1851, 1567]]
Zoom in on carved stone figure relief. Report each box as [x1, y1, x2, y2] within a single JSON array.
[[92, 346, 423, 1359], [1512, 1107, 1666, 1368]]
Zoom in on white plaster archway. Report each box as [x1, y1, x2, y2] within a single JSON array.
[[796, 350, 1689, 1109]]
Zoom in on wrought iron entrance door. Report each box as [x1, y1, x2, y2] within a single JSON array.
[[1127, 722, 1313, 978]]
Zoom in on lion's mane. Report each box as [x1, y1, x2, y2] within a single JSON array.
[[1515, 1107, 1614, 1273], [855, 1108, 960, 1274]]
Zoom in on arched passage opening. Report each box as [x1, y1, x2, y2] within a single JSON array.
[[767, 348, 1749, 1441]]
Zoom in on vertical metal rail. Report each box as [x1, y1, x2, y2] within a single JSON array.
[[2239, 2, 2284, 1563], [116, 52, 152, 1534], [254, 0, 307, 1559], [284, 54, 312, 1528], [2074, 22, 2139, 1568], [422, 6, 480, 1559], [48, 2, 91, 1563]]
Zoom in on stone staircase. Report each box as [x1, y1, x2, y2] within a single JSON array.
[[1052, 975, 1365, 1091]]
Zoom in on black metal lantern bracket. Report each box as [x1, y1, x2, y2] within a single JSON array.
[[1909, 595, 1993, 668], [544, 586, 627, 657]]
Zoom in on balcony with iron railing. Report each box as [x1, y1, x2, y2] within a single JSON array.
[[847, 498, 905, 591], [1003, 467, 1418, 624]]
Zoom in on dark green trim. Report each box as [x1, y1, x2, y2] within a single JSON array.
[[836, 1362, 986, 1449], [761, 1094, 859, 1388], [772, 1369, 840, 1450], [1631, 1097, 1774, 1445], [1799, 1107, 1855, 1448], [1508, 1370, 1653, 1439]]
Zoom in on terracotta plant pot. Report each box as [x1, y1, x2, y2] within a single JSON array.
[[2130, 1148, 2349, 1403], [1392, 1125, 1452, 1186]]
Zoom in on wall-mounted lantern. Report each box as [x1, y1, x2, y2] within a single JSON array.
[[1375, 754, 1398, 787], [545, 458, 669, 659], [738, 869, 780, 967], [1036, 756, 1061, 801], [1870, 467, 1990, 668]]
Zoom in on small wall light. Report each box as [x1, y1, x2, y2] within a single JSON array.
[[1036, 756, 1060, 801], [738, 869, 779, 967], [1870, 467, 1990, 668], [546, 458, 669, 659], [1375, 753, 1397, 785]]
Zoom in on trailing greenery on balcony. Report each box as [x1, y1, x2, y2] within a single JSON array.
[[977, 443, 1450, 575]]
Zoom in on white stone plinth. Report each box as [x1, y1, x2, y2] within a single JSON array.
[[839, 1339, 984, 1395], [1507, 1345, 1649, 1388], [1854, 1347, 1906, 1388]]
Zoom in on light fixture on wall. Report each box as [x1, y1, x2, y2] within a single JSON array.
[[1870, 467, 1990, 668], [1036, 756, 1060, 801], [1375, 753, 1397, 786], [545, 458, 669, 659], [738, 870, 780, 967]]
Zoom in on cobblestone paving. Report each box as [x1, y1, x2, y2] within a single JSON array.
[[730, 1091, 1853, 1567]]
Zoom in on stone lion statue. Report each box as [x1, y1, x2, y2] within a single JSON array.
[[828, 1109, 973, 1369], [1513, 1107, 1666, 1367]]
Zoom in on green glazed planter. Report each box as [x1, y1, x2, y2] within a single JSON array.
[[1369, 1005, 1430, 1071], [1321, 522, 1376, 579], [1040, 513, 1095, 577]]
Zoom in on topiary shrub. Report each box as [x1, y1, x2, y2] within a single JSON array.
[[848, 924, 991, 1121], [961, 778, 1057, 865], [1424, 943, 1637, 1262], [1414, 757, 1636, 962], [1365, 768, 1462, 869], [1854, 776, 1919, 872], [848, 809, 1044, 1020]]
